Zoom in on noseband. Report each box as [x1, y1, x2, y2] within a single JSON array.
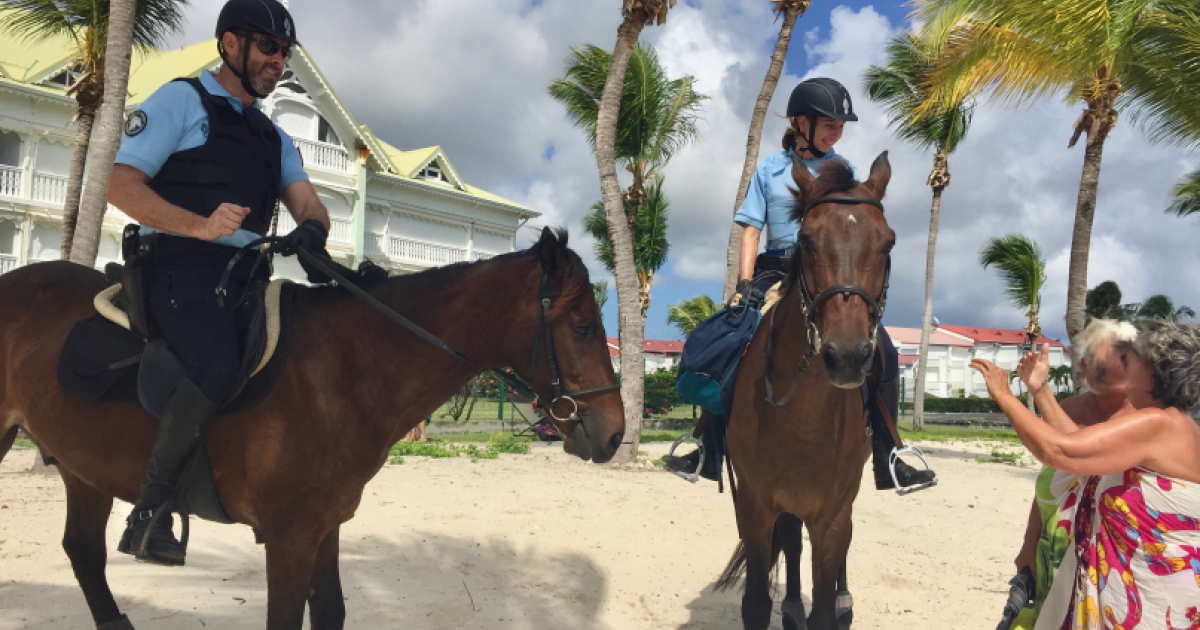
[[764, 195, 892, 407], [529, 274, 621, 422]]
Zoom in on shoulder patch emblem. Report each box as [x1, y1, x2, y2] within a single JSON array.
[[200, 121, 209, 137], [124, 110, 148, 137]]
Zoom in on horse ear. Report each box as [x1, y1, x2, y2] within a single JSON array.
[[536, 226, 562, 274], [790, 154, 818, 203], [862, 151, 891, 200]]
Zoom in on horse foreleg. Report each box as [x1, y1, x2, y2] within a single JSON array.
[[263, 526, 323, 630], [738, 499, 777, 630], [778, 513, 806, 630], [307, 526, 345, 630], [60, 472, 128, 628], [804, 513, 854, 630]]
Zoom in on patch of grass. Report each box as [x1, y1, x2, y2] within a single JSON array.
[[465, 444, 498, 462], [428, 432, 536, 444], [977, 449, 1022, 465], [640, 430, 691, 443], [13, 437, 36, 450], [390, 442, 461, 459], [487, 433, 530, 455], [898, 422, 1021, 444], [650, 458, 663, 467]]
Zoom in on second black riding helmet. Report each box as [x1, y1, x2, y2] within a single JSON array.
[[215, 0, 297, 99], [786, 78, 857, 158]]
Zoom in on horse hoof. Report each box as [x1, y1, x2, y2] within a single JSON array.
[[782, 612, 806, 630], [836, 608, 853, 630], [97, 614, 135, 629]]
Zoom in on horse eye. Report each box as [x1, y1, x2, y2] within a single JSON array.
[[574, 325, 591, 338]]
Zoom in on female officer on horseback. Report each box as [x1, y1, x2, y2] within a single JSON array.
[[665, 77, 937, 494]]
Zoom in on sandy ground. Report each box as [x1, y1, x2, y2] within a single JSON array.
[[0, 439, 1038, 629]]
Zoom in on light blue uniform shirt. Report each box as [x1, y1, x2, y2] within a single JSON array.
[[115, 70, 308, 247], [733, 148, 857, 252]]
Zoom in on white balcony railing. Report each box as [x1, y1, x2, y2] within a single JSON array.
[[275, 213, 352, 244], [0, 165, 22, 198], [471, 251, 497, 261], [0, 254, 17, 275], [32, 172, 68, 205], [368, 233, 468, 266], [295, 138, 349, 172]]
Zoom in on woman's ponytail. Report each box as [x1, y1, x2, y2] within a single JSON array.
[[782, 126, 798, 151]]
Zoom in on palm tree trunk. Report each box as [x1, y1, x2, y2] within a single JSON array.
[[913, 183, 945, 431], [638, 270, 652, 317], [1064, 138, 1106, 342], [70, 0, 135, 268], [721, 4, 803, 301], [59, 105, 97, 261], [597, 16, 648, 463]]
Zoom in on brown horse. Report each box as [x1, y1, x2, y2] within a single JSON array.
[[0, 227, 624, 630], [716, 154, 894, 630]]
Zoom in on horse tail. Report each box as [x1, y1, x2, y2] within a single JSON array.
[[0, 425, 17, 466], [714, 515, 789, 593]]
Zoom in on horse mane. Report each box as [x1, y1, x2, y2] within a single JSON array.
[[370, 228, 592, 319], [787, 159, 860, 225]]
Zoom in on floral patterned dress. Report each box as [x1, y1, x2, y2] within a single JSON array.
[[1034, 468, 1200, 630]]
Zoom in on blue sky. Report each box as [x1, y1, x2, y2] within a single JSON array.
[[163, 1, 1199, 346]]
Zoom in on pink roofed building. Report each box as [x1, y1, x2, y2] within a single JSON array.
[[606, 338, 685, 373]]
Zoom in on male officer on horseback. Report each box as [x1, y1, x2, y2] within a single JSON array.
[[107, 0, 334, 566], [665, 78, 938, 494]]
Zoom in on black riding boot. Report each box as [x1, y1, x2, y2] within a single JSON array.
[[662, 414, 721, 481], [870, 377, 937, 492], [118, 378, 219, 566]]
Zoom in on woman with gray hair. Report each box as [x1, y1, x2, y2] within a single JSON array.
[[1003, 319, 1138, 629], [973, 322, 1200, 630]]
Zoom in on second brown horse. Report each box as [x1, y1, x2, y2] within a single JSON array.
[[717, 153, 895, 630]]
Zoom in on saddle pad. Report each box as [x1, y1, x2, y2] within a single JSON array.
[[94, 279, 289, 377], [61, 282, 299, 415], [761, 281, 784, 315]]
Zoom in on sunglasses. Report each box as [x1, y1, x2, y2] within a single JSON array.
[[241, 32, 291, 60]]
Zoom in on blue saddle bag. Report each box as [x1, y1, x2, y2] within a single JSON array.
[[675, 300, 762, 415]]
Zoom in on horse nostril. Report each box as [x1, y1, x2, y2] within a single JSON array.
[[823, 343, 841, 372], [857, 341, 874, 366], [608, 430, 624, 453]]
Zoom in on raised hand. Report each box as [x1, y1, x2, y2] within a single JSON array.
[[1018, 344, 1050, 395], [970, 357, 1014, 402]]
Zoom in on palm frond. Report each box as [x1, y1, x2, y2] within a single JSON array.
[[979, 233, 1045, 312], [582, 180, 671, 275], [1167, 163, 1200, 216], [666, 294, 718, 336], [864, 31, 975, 154]]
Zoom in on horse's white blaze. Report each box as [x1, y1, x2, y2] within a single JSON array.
[[847, 214, 857, 224]]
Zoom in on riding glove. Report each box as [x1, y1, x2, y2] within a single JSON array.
[[278, 219, 334, 284], [735, 279, 765, 305]]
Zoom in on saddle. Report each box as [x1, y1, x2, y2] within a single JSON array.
[[55, 266, 300, 525]]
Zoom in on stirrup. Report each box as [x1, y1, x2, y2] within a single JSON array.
[[889, 445, 938, 496], [665, 434, 705, 484]]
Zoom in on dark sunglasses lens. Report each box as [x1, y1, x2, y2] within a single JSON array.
[[254, 37, 289, 58]]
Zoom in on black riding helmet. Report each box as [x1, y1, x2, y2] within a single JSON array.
[[785, 78, 856, 158], [215, 0, 297, 100]]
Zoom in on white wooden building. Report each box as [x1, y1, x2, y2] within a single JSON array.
[[0, 35, 536, 280]]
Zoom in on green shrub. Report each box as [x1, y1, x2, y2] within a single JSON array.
[[643, 366, 685, 418], [389, 442, 461, 458], [488, 433, 530, 455]]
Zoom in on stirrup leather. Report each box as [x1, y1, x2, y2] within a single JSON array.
[[665, 434, 705, 484], [888, 445, 938, 496]]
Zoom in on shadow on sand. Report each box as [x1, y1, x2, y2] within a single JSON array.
[[674, 579, 813, 629], [0, 531, 611, 629]]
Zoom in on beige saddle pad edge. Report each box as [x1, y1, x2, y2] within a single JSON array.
[[93, 280, 289, 378]]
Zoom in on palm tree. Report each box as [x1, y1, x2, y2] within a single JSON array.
[[980, 234, 1046, 412], [916, 0, 1200, 342], [582, 180, 670, 318], [0, 0, 187, 262], [667, 294, 719, 337], [720, 0, 811, 301], [865, 31, 974, 431], [593, 279, 609, 312], [1085, 280, 1133, 322], [1135, 294, 1195, 322], [549, 3, 696, 461], [1048, 364, 1074, 394]]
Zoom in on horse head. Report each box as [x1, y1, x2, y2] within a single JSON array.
[[514, 227, 625, 462], [788, 152, 894, 389]]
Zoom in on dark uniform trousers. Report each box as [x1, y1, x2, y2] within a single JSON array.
[[146, 249, 266, 407]]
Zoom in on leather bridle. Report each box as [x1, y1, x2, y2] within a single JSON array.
[[764, 194, 892, 407]]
